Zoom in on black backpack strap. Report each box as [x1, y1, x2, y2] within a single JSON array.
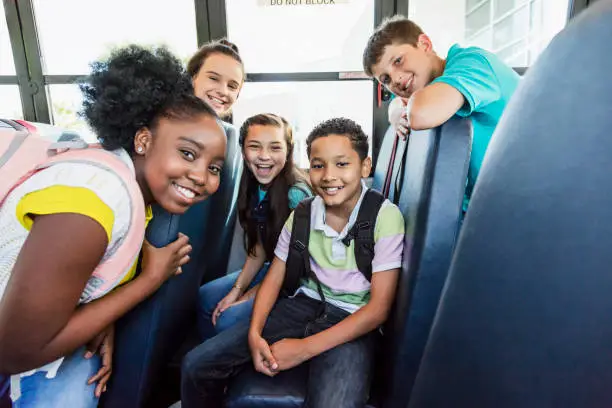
[[341, 189, 385, 281], [283, 198, 327, 312], [283, 197, 314, 297]]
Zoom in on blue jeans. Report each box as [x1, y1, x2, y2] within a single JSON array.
[[197, 264, 269, 340], [182, 295, 377, 408], [12, 348, 101, 408]]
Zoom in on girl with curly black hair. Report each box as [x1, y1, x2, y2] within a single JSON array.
[[0, 45, 226, 407]]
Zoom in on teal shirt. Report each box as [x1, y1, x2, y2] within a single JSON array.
[[258, 182, 312, 209], [432, 44, 520, 209]]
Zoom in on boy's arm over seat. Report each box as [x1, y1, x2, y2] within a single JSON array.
[[409, 83, 464, 130], [410, 53, 502, 130]]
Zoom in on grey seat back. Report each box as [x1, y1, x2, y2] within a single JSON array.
[[409, 3, 612, 407], [379, 116, 471, 407], [372, 125, 397, 192], [200, 122, 244, 282]]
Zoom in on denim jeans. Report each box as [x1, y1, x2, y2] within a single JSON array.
[[12, 347, 101, 408], [197, 264, 269, 340], [182, 295, 376, 408]]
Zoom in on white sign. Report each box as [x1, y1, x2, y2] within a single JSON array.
[[257, 0, 349, 6]]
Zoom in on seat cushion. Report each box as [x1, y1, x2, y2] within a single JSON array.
[[227, 364, 378, 408], [226, 365, 308, 408]]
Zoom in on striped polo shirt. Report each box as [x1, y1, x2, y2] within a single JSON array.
[[275, 182, 405, 313]]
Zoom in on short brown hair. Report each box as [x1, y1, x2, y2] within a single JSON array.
[[187, 38, 244, 79], [238, 113, 293, 148], [363, 15, 424, 76]]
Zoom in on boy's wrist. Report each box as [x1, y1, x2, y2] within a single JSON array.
[[248, 323, 264, 340], [301, 337, 320, 360]]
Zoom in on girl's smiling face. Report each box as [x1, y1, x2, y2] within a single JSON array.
[[135, 115, 226, 214], [192, 53, 244, 117], [242, 124, 288, 187]]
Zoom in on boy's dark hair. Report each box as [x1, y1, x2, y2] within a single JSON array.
[[238, 113, 310, 260], [80, 45, 217, 153], [306, 117, 369, 161], [187, 38, 244, 79], [363, 15, 424, 76]]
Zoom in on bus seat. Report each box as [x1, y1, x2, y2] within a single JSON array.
[[371, 125, 396, 192], [199, 122, 243, 283], [102, 121, 242, 408], [408, 3, 612, 407], [380, 116, 470, 407], [225, 211, 248, 276], [226, 116, 471, 408]]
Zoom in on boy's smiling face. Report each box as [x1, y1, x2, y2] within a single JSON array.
[[308, 134, 371, 210], [371, 35, 436, 99]]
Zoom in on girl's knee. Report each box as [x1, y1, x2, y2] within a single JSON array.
[[214, 313, 238, 334], [215, 305, 251, 333], [198, 284, 221, 314]]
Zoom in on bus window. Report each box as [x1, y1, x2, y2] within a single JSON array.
[[232, 81, 372, 168], [227, 0, 375, 167], [409, 0, 570, 66], [226, 0, 374, 73], [30, 0, 197, 132], [0, 86, 23, 120], [47, 84, 96, 141], [1, 1, 15, 75], [1, 1, 21, 119], [32, 0, 197, 75]]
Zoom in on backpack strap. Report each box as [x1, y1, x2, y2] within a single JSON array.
[[283, 197, 314, 296], [341, 189, 385, 281], [283, 197, 328, 316], [40, 148, 146, 302], [0, 130, 146, 303]]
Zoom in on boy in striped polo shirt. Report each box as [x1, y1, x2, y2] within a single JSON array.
[[182, 118, 405, 408]]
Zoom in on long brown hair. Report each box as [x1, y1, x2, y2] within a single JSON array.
[[187, 38, 244, 79], [237, 113, 309, 260]]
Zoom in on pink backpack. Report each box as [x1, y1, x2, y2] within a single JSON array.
[[0, 128, 146, 302]]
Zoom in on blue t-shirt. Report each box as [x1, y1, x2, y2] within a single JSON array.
[[432, 44, 520, 209], [257, 182, 311, 209]]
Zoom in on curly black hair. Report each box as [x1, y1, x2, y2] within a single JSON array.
[[80, 45, 217, 153], [306, 118, 369, 160]]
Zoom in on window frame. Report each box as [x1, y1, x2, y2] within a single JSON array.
[[2, 0, 583, 164]]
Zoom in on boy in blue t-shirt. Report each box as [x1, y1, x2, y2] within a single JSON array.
[[364, 15, 520, 209]]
